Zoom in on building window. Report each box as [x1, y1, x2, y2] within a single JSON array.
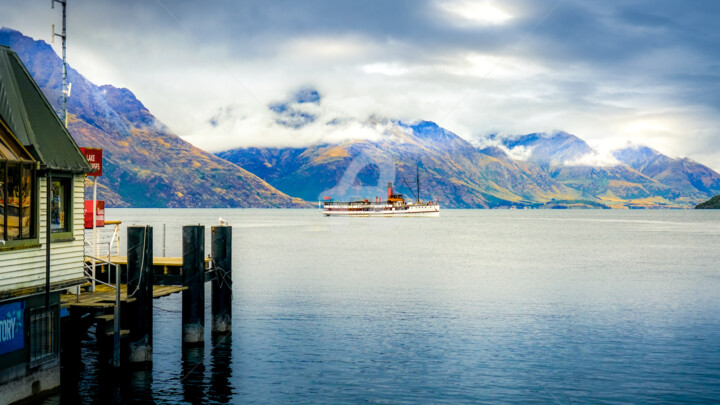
[[50, 177, 71, 234], [29, 306, 59, 366], [1, 160, 36, 242]]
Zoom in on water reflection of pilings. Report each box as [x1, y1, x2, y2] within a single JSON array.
[[209, 334, 233, 402], [90, 364, 154, 404], [182, 346, 206, 403], [180, 334, 234, 403], [126, 368, 154, 403]]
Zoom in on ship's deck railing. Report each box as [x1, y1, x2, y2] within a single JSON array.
[[322, 201, 381, 206], [322, 201, 438, 208]]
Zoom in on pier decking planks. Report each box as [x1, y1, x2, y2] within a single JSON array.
[[107, 256, 183, 267], [60, 284, 186, 310], [87, 256, 211, 269]]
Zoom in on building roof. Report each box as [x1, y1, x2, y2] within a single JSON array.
[[0, 45, 91, 173], [0, 114, 35, 161]]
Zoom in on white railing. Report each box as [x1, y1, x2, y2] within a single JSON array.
[[83, 220, 121, 291], [84, 220, 121, 258], [82, 255, 120, 289]]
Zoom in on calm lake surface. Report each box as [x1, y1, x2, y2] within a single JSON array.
[[50, 209, 720, 404]]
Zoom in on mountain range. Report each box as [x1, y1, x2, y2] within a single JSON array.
[[218, 118, 720, 208], [3, 27, 720, 209]]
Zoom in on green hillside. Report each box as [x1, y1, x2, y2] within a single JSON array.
[[695, 195, 720, 209]]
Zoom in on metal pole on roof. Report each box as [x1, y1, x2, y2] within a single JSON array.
[[46, 172, 52, 309], [52, 0, 68, 128]]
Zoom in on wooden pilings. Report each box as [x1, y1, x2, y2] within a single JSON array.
[[64, 223, 233, 370], [182, 225, 205, 345], [211, 226, 232, 334], [127, 226, 154, 363]]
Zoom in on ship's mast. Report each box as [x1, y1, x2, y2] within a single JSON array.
[[52, 0, 68, 127], [416, 164, 420, 203]]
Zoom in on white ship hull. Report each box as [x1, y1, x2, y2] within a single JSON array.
[[322, 202, 440, 217]]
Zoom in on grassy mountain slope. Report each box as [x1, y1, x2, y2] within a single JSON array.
[[614, 145, 720, 201], [496, 132, 710, 208]]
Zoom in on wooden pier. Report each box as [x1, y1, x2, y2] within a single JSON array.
[[60, 284, 186, 310], [86, 256, 211, 271], [85, 256, 213, 287], [61, 224, 233, 369]]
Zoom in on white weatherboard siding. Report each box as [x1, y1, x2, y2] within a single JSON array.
[[0, 175, 86, 293]]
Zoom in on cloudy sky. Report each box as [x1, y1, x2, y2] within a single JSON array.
[[2, 0, 720, 169]]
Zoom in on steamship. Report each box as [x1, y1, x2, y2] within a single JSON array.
[[321, 171, 440, 217]]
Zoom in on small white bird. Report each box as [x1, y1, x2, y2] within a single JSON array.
[[218, 218, 229, 226]]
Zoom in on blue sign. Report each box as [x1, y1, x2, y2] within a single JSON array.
[[0, 301, 24, 355]]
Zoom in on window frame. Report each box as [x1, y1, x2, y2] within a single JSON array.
[[49, 174, 74, 242], [1, 117, 39, 251], [1, 159, 39, 250], [28, 304, 59, 367]]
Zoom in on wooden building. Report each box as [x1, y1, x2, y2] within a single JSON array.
[[0, 45, 92, 404]]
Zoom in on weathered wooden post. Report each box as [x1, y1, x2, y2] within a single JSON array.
[[182, 225, 205, 345], [127, 226, 153, 363], [211, 226, 232, 334]]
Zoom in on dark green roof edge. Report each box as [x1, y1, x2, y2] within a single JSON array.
[[0, 45, 92, 173]]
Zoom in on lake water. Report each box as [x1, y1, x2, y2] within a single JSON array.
[[49, 209, 720, 403]]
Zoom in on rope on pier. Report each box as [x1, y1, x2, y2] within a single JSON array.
[[127, 225, 150, 298], [212, 261, 233, 290]]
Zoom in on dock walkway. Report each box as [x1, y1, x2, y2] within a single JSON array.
[[60, 284, 186, 310], [85, 256, 212, 274]]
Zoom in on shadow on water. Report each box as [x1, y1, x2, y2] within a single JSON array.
[[41, 302, 235, 403], [45, 336, 235, 404], [47, 353, 155, 404], [42, 335, 235, 405]]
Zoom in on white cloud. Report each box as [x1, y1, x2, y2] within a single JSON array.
[[449, 52, 547, 79], [562, 152, 620, 167], [188, 98, 392, 152], [504, 144, 534, 161], [436, 0, 514, 26], [282, 36, 377, 60], [472, 135, 535, 161], [362, 62, 410, 76]]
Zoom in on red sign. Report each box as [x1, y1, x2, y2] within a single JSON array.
[[84, 200, 105, 229], [80, 147, 103, 176]]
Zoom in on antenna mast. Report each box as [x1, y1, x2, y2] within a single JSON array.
[[52, 0, 68, 128]]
